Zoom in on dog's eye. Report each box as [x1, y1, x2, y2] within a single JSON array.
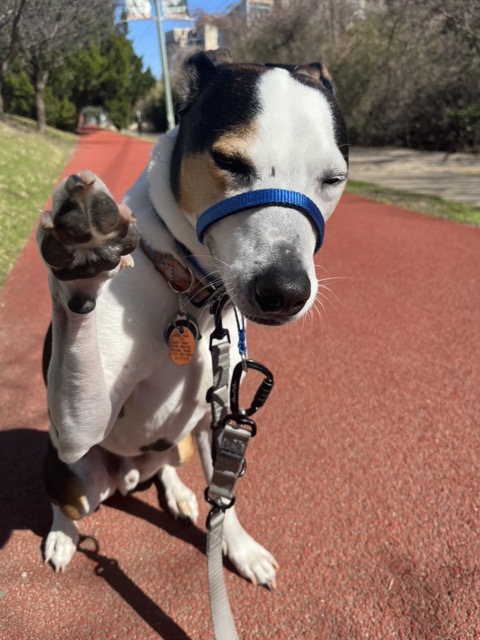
[[322, 174, 347, 187], [211, 150, 254, 179]]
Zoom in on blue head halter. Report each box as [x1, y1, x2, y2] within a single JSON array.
[[196, 188, 325, 254]]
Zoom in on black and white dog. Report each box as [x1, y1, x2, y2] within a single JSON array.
[[38, 50, 348, 589]]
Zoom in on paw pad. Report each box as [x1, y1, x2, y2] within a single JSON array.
[[40, 173, 139, 280]]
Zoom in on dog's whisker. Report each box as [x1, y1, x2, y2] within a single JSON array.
[[196, 285, 229, 318], [303, 300, 323, 332], [190, 252, 233, 271], [312, 297, 329, 331], [185, 278, 230, 308], [317, 276, 351, 283], [317, 283, 344, 312], [316, 289, 341, 316]]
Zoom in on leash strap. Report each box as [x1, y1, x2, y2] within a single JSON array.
[[207, 509, 238, 640], [196, 188, 325, 253], [206, 299, 239, 640], [206, 422, 252, 640], [206, 300, 274, 639]]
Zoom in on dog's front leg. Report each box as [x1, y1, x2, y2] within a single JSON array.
[[38, 172, 139, 464], [195, 419, 279, 589], [46, 287, 114, 464]]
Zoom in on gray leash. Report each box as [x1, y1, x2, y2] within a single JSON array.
[[205, 298, 274, 640]]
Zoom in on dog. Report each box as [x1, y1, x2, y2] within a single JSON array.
[[37, 49, 348, 589]]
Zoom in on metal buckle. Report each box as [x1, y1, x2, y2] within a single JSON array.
[[204, 487, 236, 512]]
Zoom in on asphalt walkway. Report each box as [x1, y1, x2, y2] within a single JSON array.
[[349, 147, 480, 206], [1, 131, 479, 639]]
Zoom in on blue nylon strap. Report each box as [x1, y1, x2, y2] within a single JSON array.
[[196, 188, 325, 253]]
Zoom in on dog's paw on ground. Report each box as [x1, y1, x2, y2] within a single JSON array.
[[44, 527, 79, 573], [39, 170, 139, 282], [159, 466, 199, 523], [224, 532, 279, 590]]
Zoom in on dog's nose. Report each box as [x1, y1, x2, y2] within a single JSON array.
[[254, 268, 311, 316]]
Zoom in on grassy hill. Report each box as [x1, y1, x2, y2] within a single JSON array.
[[0, 116, 76, 288]]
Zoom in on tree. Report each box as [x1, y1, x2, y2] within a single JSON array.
[[0, 0, 28, 120], [19, 0, 115, 132], [51, 29, 156, 130], [141, 82, 168, 133], [219, 0, 480, 151]]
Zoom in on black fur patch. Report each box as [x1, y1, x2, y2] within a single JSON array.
[[171, 59, 265, 199], [67, 293, 96, 314], [42, 323, 53, 386]]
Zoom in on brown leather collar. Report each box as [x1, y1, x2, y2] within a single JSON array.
[[140, 238, 216, 307]]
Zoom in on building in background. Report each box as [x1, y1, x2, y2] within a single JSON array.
[[165, 0, 274, 64], [227, 0, 274, 28], [165, 23, 222, 71]]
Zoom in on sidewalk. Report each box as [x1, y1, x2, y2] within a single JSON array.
[[349, 146, 480, 206], [1, 131, 479, 639]]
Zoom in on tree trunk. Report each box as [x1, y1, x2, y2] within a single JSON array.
[[0, 0, 28, 122], [0, 59, 11, 122], [35, 69, 49, 133], [0, 85, 5, 122]]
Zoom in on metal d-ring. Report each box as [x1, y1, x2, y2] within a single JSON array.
[[167, 266, 196, 295]]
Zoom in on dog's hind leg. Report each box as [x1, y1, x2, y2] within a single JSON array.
[[43, 438, 117, 571], [195, 419, 279, 589]]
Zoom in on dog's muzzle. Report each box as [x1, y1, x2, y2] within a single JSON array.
[[196, 188, 325, 254]]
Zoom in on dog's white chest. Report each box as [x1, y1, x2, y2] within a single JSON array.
[[96, 270, 229, 457], [102, 359, 211, 456]]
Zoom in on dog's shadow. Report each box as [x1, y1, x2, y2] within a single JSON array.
[[78, 536, 192, 639], [0, 427, 221, 639]]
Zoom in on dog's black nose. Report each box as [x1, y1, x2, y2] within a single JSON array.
[[254, 268, 311, 316]]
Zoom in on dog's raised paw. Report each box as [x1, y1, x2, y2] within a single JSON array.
[[39, 171, 139, 281]]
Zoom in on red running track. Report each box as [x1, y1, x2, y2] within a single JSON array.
[[1, 131, 479, 639]]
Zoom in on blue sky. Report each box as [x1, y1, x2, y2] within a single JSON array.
[[126, 0, 236, 79]]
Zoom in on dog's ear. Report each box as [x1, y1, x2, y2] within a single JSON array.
[[298, 63, 335, 94], [265, 62, 335, 94], [175, 48, 233, 116]]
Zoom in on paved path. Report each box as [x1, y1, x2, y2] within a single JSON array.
[[1, 131, 479, 639], [349, 147, 480, 206]]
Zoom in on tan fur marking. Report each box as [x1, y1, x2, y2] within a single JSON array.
[[178, 123, 260, 215], [179, 152, 226, 215], [177, 433, 196, 466], [61, 491, 89, 521], [44, 440, 90, 521], [211, 133, 256, 157]]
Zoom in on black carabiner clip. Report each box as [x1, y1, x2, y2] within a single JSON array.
[[230, 359, 275, 418]]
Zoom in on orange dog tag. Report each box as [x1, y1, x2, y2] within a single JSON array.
[[168, 325, 196, 365]]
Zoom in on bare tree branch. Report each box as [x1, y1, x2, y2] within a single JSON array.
[[19, 0, 115, 131]]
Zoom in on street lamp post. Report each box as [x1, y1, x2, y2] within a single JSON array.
[[153, 0, 176, 131]]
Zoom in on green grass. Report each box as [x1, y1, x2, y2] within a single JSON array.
[[346, 179, 480, 226], [0, 115, 76, 288]]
